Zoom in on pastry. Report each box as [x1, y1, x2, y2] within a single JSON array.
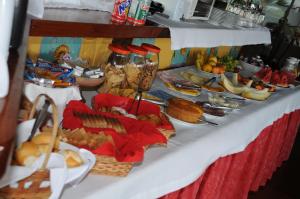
[[137, 114, 161, 126], [31, 132, 60, 150], [61, 128, 113, 150], [61, 150, 84, 168], [15, 142, 41, 166], [166, 98, 203, 123], [73, 112, 126, 134]]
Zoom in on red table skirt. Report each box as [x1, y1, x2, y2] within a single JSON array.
[[161, 110, 300, 199]]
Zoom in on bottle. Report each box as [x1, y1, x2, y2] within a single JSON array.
[[111, 0, 132, 24], [127, 0, 152, 26]]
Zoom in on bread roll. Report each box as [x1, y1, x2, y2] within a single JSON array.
[[62, 150, 83, 168], [15, 142, 41, 166], [32, 132, 60, 149]]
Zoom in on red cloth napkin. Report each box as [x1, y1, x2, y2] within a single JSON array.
[[92, 93, 174, 130]]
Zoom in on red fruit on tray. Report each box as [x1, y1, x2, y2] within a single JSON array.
[[278, 74, 289, 87], [280, 71, 296, 84], [271, 70, 280, 85], [261, 69, 272, 83]]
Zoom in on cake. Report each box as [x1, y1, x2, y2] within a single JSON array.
[[166, 98, 203, 123]]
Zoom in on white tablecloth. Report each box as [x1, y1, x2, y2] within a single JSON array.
[[61, 68, 300, 199], [24, 83, 82, 122], [148, 15, 271, 50]]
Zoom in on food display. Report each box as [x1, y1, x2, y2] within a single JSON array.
[[61, 128, 113, 150], [73, 112, 127, 134], [180, 71, 225, 92], [101, 43, 160, 97], [164, 81, 201, 96], [208, 93, 241, 109], [166, 98, 204, 124], [24, 44, 104, 88], [255, 67, 296, 88], [24, 58, 75, 88], [196, 54, 226, 75], [220, 73, 271, 101], [92, 94, 175, 136], [238, 74, 276, 92], [195, 53, 237, 75], [180, 71, 208, 85]]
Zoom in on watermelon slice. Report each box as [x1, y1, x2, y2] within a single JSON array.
[[280, 71, 296, 84], [261, 69, 272, 83], [278, 74, 289, 87], [255, 67, 268, 79], [271, 70, 280, 85]]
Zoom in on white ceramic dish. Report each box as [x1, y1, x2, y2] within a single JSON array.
[[239, 61, 261, 76], [165, 113, 206, 126]]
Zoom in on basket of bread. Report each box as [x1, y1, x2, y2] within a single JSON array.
[[61, 94, 175, 176], [0, 94, 95, 199]]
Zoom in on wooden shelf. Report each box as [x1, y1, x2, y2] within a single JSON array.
[[30, 8, 170, 38], [0, 18, 30, 178]]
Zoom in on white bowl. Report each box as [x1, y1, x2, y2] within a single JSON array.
[[239, 60, 261, 77]]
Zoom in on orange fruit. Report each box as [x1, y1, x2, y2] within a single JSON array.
[[219, 65, 225, 74], [212, 66, 220, 74], [202, 64, 212, 73]]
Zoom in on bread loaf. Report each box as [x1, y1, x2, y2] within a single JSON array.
[[166, 98, 203, 124]]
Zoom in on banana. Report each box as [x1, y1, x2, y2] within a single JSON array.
[[221, 74, 245, 95], [241, 88, 271, 101], [232, 73, 239, 86]]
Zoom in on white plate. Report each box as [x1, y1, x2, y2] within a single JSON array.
[[165, 113, 207, 126]]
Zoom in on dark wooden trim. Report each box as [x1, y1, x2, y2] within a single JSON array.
[[30, 20, 170, 38], [0, 18, 30, 178]]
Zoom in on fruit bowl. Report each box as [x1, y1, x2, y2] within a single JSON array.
[[239, 61, 261, 76]]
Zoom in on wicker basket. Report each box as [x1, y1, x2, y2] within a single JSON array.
[[0, 94, 59, 199], [90, 155, 133, 177]]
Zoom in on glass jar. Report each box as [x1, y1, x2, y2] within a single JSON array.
[[100, 44, 130, 93], [282, 57, 299, 76], [108, 44, 130, 67], [125, 44, 147, 90], [140, 43, 160, 91]]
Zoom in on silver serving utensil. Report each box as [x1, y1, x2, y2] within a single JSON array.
[[201, 117, 219, 126], [203, 77, 217, 86], [199, 101, 237, 110], [142, 98, 167, 107], [27, 99, 50, 141], [223, 96, 246, 101], [173, 82, 202, 90]]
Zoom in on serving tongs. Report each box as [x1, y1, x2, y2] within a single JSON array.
[[173, 77, 217, 90], [27, 99, 50, 141], [196, 101, 238, 111]]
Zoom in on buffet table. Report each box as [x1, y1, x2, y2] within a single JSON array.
[[61, 73, 300, 199]]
